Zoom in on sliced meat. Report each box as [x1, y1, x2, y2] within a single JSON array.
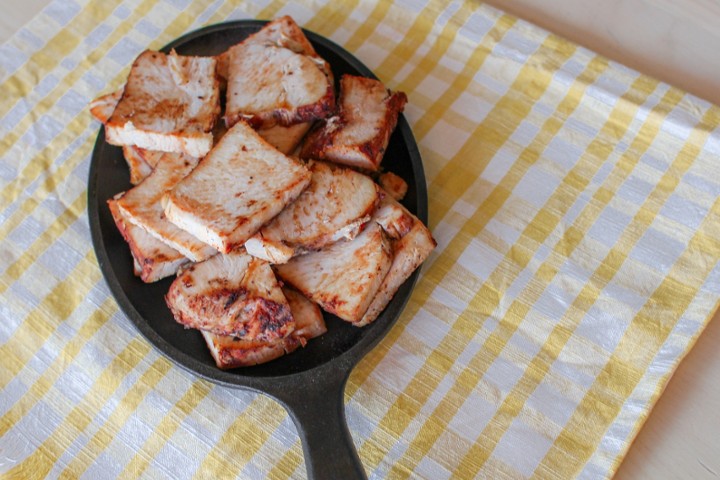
[[105, 50, 220, 157], [257, 122, 312, 155], [247, 16, 320, 58], [356, 218, 436, 326], [122, 146, 154, 185], [244, 236, 295, 264], [275, 222, 393, 323], [224, 17, 334, 129], [373, 192, 415, 240], [201, 332, 296, 369], [245, 161, 380, 263], [166, 250, 294, 342], [89, 89, 122, 124], [164, 121, 311, 253], [378, 171, 408, 201], [283, 287, 327, 341], [116, 152, 216, 262], [133, 147, 165, 170], [300, 74, 407, 171], [107, 195, 189, 282], [215, 15, 321, 86], [201, 286, 326, 369]]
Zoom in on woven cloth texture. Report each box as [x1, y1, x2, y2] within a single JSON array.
[[1, 1, 719, 478]]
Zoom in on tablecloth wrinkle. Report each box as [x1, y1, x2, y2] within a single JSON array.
[[2, 0, 720, 479]]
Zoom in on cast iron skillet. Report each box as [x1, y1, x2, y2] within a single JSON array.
[[88, 20, 427, 480]]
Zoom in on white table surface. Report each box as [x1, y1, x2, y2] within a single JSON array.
[[3, 1, 719, 478]]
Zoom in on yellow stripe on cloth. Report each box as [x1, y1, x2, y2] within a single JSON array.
[[382, 55, 638, 477], [192, 397, 287, 479], [0, 249, 102, 392], [342, 1, 394, 53], [382, 66, 662, 479], [0, 0, 234, 394], [376, 2, 478, 88], [0, 0, 161, 192], [453, 85, 686, 478], [0, 0, 275, 470], [0, 0, 210, 227], [357, 33, 581, 471], [1, 187, 88, 294], [0, 0, 119, 117], [120, 380, 213, 479], [533, 105, 720, 479], [2, 338, 150, 479], [266, 440, 304, 480], [345, 6, 516, 404], [0, 297, 117, 438], [3, 1, 720, 479]]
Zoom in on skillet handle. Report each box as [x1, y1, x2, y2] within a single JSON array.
[[278, 367, 367, 480]]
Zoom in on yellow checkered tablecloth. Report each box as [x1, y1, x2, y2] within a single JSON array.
[[2, 0, 719, 478]]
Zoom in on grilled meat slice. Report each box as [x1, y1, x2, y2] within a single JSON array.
[[122, 146, 153, 185], [373, 192, 415, 240], [354, 189, 436, 326], [201, 286, 326, 368], [275, 222, 393, 322], [215, 15, 322, 85], [89, 88, 122, 124], [378, 171, 408, 201], [300, 75, 407, 171], [356, 217, 436, 326], [247, 16, 320, 58], [116, 152, 216, 262], [245, 161, 380, 263], [164, 121, 311, 253], [166, 250, 294, 342], [283, 287, 327, 341], [105, 50, 220, 157], [257, 122, 312, 155], [107, 195, 189, 282], [224, 17, 334, 129], [201, 332, 294, 369]]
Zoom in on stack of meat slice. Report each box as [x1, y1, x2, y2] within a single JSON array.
[[90, 15, 435, 368]]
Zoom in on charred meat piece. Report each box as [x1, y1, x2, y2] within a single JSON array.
[[164, 121, 311, 253], [105, 50, 220, 157], [275, 222, 393, 323], [224, 17, 334, 129], [116, 152, 216, 262], [201, 332, 295, 369], [300, 75, 407, 171], [245, 161, 380, 263], [202, 286, 326, 368], [166, 250, 295, 342], [107, 195, 189, 283]]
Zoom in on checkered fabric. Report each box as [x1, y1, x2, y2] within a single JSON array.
[[2, 0, 719, 478]]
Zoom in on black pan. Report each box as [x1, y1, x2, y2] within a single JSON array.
[[88, 20, 427, 480]]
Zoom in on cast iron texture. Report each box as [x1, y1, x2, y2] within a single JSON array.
[[88, 20, 428, 480]]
